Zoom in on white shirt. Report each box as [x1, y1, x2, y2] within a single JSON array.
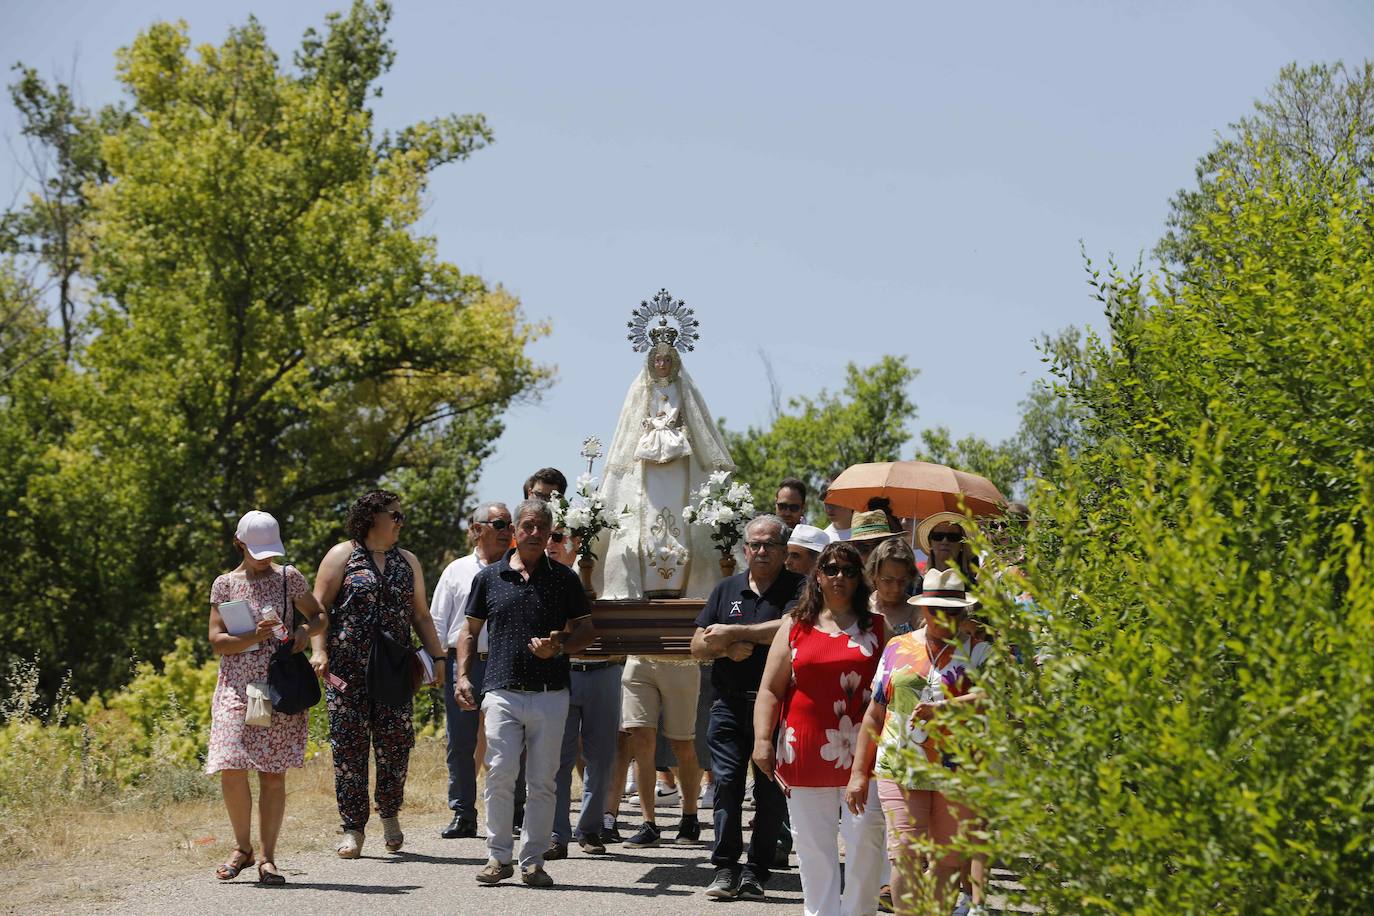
[[430, 552, 489, 652], [823, 523, 851, 541]]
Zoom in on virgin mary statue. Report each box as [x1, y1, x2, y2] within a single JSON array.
[[593, 291, 734, 600]]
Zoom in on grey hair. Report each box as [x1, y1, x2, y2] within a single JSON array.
[[747, 513, 790, 544], [468, 501, 509, 527], [514, 498, 554, 527]]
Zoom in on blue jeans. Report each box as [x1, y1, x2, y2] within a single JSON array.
[[553, 662, 623, 842], [708, 694, 787, 883], [444, 651, 523, 819]]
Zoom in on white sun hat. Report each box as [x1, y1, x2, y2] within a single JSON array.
[[787, 523, 831, 555], [235, 510, 285, 559]]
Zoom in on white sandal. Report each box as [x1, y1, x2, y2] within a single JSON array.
[[336, 829, 364, 859], [381, 816, 404, 853]]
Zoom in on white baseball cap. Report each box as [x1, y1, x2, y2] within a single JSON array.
[[235, 510, 285, 559], [787, 524, 830, 555]]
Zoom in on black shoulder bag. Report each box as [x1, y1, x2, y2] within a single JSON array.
[[362, 549, 422, 706], [267, 565, 323, 714]]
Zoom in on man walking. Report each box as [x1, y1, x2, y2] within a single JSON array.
[[456, 499, 596, 888], [691, 515, 804, 901], [774, 477, 808, 529]]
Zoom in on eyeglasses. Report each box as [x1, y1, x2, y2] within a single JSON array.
[[775, 502, 803, 513], [819, 563, 861, 580], [745, 540, 782, 551], [928, 531, 964, 543], [482, 518, 511, 531], [386, 510, 405, 524], [876, 574, 909, 586], [550, 531, 565, 543]]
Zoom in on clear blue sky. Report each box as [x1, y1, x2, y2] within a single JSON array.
[[3, 0, 1371, 514]]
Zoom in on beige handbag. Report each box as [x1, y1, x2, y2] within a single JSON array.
[[245, 682, 273, 727]]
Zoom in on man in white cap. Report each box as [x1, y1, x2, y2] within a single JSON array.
[[784, 524, 830, 577]]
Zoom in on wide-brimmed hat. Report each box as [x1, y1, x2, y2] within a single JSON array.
[[908, 567, 977, 609], [848, 509, 901, 542], [235, 510, 285, 559], [915, 511, 972, 553], [787, 524, 830, 554]]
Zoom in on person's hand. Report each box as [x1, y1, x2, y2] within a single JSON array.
[[310, 649, 329, 680], [455, 676, 478, 710], [291, 625, 310, 654], [429, 656, 446, 688], [702, 624, 737, 650], [725, 641, 754, 662], [529, 630, 564, 659], [751, 738, 775, 781], [844, 774, 870, 815], [253, 617, 277, 643], [911, 700, 943, 725]]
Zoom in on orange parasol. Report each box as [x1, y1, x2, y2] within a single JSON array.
[[825, 461, 1005, 519]]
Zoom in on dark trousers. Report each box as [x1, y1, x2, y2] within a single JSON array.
[[445, 650, 523, 819], [708, 694, 786, 883]]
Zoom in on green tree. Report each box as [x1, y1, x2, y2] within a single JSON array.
[[721, 356, 918, 516]]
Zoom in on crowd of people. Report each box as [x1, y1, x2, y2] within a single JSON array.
[[204, 469, 1026, 915]]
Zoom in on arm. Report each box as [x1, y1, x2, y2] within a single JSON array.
[[750, 620, 795, 780], [429, 564, 456, 651], [402, 550, 445, 685], [455, 615, 483, 710], [693, 620, 782, 659], [309, 543, 350, 677], [208, 603, 276, 657], [532, 581, 597, 658], [845, 698, 889, 814]]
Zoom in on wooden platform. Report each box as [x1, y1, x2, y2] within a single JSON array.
[[578, 597, 705, 656]]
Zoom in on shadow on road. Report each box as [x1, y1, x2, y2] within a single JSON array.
[[228, 882, 423, 895]]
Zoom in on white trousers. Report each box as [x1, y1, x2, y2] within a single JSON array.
[[787, 783, 886, 916], [482, 688, 570, 869]]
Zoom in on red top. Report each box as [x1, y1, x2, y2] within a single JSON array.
[[775, 616, 886, 788]]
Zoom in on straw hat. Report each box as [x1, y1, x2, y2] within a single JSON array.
[[914, 511, 972, 553], [848, 509, 900, 542], [907, 567, 978, 609]]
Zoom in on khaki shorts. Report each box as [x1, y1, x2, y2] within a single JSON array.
[[620, 656, 701, 740]]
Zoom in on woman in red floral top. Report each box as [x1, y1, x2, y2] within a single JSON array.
[[753, 541, 886, 916]]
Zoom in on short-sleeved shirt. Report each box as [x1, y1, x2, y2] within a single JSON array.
[[464, 548, 591, 693], [870, 627, 989, 789], [695, 569, 805, 695]]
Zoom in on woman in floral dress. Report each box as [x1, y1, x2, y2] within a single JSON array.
[[846, 566, 990, 913], [752, 540, 887, 916], [312, 489, 447, 858], [206, 511, 327, 885]]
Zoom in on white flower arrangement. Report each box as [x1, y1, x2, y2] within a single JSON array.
[[681, 471, 756, 558], [551, 472, 621, 561]]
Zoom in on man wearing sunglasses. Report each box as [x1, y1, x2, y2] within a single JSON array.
[[774, 477, 808, 530], [431, 502, 517, 839], [691, 514, 804, 901]]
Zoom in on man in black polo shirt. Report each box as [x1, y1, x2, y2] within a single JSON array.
[[456, 498, 595, 889], [691, 514, 803, 901]]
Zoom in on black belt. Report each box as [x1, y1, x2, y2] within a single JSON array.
[[478, 652, 489, 661], [720, 689, 758, 702], [570, 660, 614, 672]]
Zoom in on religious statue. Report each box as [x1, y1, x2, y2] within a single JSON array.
[[593, 290, 735, 599]]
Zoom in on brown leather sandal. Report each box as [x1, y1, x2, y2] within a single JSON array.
[[215, 847, 254, 881], [257, 861, 287, 886]]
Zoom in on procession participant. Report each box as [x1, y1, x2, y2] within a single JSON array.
[[430, 501, 512, 839], [774, 477, 808, 529], [820, 481, 854, 541], [314, 490, 446, 859], [785, 523, 830, 577], [690, 514, 804, 901], [848, 509, 903, 565], [754, 541, 886, 916], [207, 511, 327, 885], [620, 654, 704, 847], [846, 567, 990, 914], [524, 467, 569, 501], [456, 498, 596, 888], [866, 537, 920, 637], [916, 511, 979, 584]]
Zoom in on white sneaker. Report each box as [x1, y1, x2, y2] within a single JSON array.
[[624, 770, 637, 797], [655, 781, 681, 806], [698, 781, 716, 808]]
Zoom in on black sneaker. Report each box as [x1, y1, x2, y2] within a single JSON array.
[[544, 841, 568, 861], [737, 868, 765, 901], [577, 832, 607, 855], [674, 813, 700, 845], [441, 813, 478, 839], [704, 865, 741, 899], [625, 822, 661, 848], [602, 820, 625, 844], [772, 835, 792, 868]]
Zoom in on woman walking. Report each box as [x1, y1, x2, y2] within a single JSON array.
[[866, 537, 920, 638], [314, 489, 446, 858], [206, 510, 327, 885], [753, 541, 887, 916]]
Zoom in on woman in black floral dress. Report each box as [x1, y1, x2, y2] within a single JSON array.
[[313, 489, 447, 858]]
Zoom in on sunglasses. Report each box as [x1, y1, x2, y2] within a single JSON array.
[[775, 502, 803, 513], [550, 531, 565, 543], [482, 518, 512, 531], [386, 509, 405, 523], [928, 531, 964, 543], [819, 563, 861, 580]]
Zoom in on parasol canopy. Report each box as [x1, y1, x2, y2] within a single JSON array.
[[825, 461, 1005, 519]]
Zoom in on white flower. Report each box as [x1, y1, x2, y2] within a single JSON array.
[[727, 483, 750, 503], [716, 506, 735, 525], [565, 507, 592, 529], [840, 670, 862, 696], [576, 472, 595, 491], [681, 505, 695, 522], [847, 628, 880, 658], [709, 470, 730, 487], [775, 724, 797, 765], [833, 699, 847, 718], [820, 715, 859, 769]]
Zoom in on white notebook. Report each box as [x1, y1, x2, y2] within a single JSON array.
[[218, 599, 258, 652]]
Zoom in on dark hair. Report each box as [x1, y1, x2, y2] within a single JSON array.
[[866, 496, 900, 533], [524, 467, 568, 499], [346, 489, 400, 542], [777, 477, 807, 502], [792, 541, 873, 630], [865, 537, 918, 584]]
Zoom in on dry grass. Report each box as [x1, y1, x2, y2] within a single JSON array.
[[2, 737, 453, 915]]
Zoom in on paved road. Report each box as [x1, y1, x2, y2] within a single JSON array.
[[90, 808, 805, 915]]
